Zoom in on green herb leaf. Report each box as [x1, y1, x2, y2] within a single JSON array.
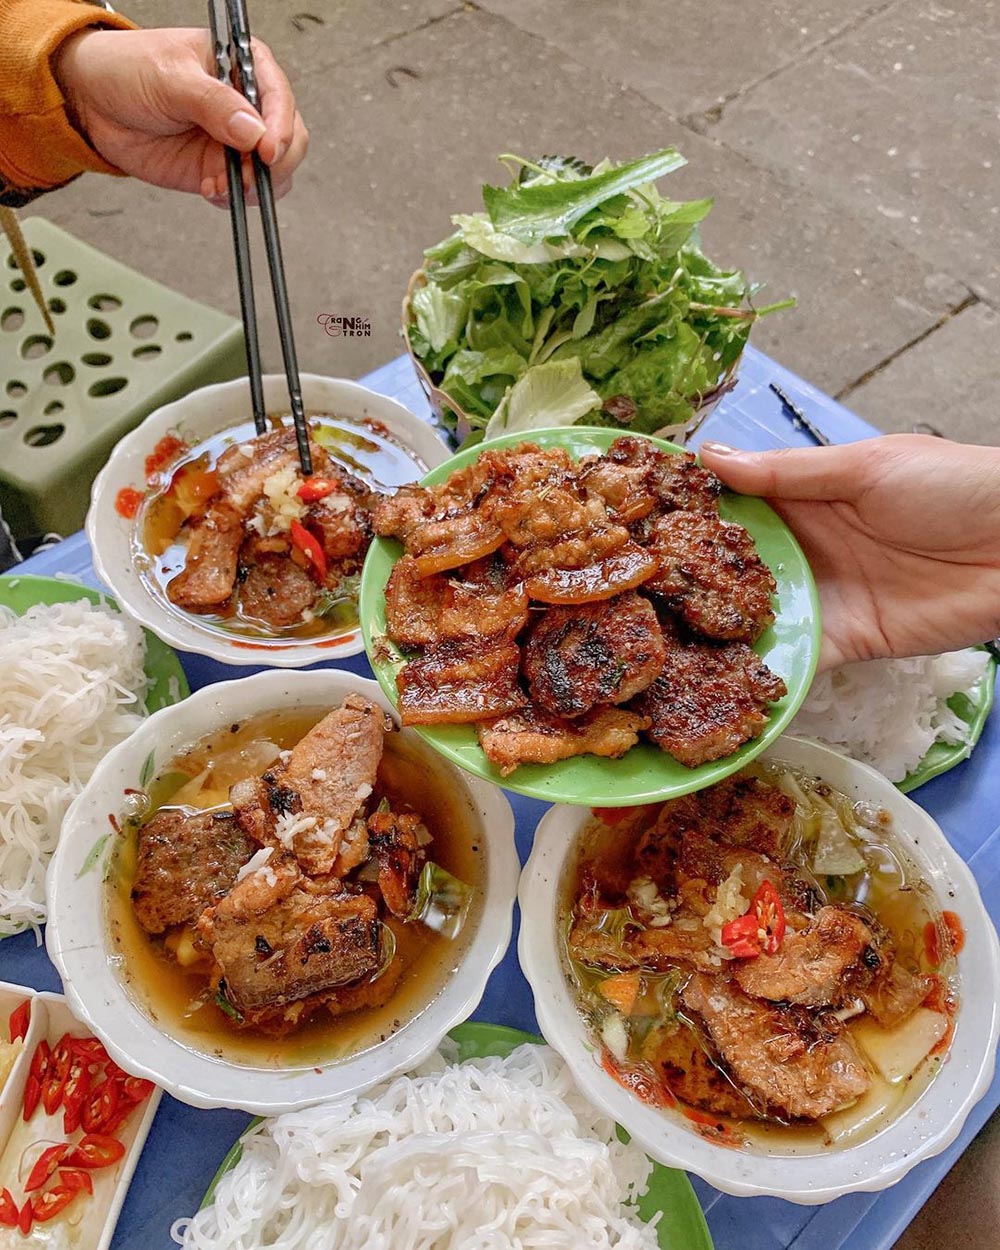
[[215, 984, 245, 1024], [139, 750, 155, 789], [482, 148, 687, 244]]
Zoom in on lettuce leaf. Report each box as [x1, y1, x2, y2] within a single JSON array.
[[482, 148, 687, 244], [484, 358, 601, 438]]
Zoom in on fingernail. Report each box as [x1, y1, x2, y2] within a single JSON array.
[[272, 140, 288, 165], [229, 110, 266, 147], [700, 440, 737, 456]]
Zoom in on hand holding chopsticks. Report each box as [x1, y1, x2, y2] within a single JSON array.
[[208, 0, 313, 475]]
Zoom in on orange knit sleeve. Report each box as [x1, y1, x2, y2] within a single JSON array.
[[0, 0, 137, 197]]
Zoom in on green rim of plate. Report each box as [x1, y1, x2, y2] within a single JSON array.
[[359, 426, 821, 806], [199, 1022, 713, 1250], [897, 650, 997, 792], [0, 573, 189, 715]]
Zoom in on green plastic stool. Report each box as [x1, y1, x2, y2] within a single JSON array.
[[0, 217, 246, 540]]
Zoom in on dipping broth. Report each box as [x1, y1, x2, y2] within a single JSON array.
[[107, 708, 485, 1069], [562, 762, 960, 1154], [133, 414, 426, 643]]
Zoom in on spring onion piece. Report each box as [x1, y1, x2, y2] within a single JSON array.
[[214, 984, 244, 1024], [409, 862, 473, 939]]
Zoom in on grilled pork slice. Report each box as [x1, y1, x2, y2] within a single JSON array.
[[682, 973, 870, 1121], [166, 501, 244, 610], [230, 695, 390, 876], [215, 425, 305, 515], [131, 808, 255, 935], [645, 511, 777, 643], [367, 808, 426, 917], [384, 556, 529, 649], [396, 637, 525, 725], [644, 1023, 765, 1120], [522, 591, 666, 718], [198, 867, 382, 1016], [674, 831, 821, 915], [567, 887, 718, 973], [511, 528, 657, 606], [633, 628, 786, 767], [697, 775, 795, 856], [478, 705, 649, 776], [580, 437, 722, 524], [733, 906, 880, 1007], [239, 550, 316, 630], [306, 474, 374, 561]]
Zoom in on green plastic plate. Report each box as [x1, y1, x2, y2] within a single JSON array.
[[898, 650, 997, 793], [0, 573, 189, 715], [360, 426, 821, 806], [200, 1022, 713, 1250]]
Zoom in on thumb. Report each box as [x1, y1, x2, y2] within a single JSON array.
[[168, 65, 267, 151], [698, 440, 876, 502]]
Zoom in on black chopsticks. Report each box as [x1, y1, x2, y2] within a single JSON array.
[[769, 383, 831, 447], [208, 0, 313, 475]]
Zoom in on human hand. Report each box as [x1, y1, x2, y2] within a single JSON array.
[[699, 435, 1000, 671], [52, 27, 308, 203]]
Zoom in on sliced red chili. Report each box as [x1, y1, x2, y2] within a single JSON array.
[[17, 1198, 32, 1235], [103, 1060, 128, 1084], [0, 1189, 17, 1227], [943, 910, 965, 956], [58, 1169, 93, 1196], [8, 1000, 30, 1044], [31, 1185, 79, 1223], [23, 1039, 50, 1121], [114, 486, 144, 519], [119, 1076, 155, 1105], [42, 1034, 73, 1116], [290, 519, 327, 581], [721, 911, 761, 959], [82, 1078, 121, 1134], [66, 1134, 126, 1170], [752, 880, 786, 955], [25, 1143, 69, 1192], [62, 1057, 92, 1135], [72, 1037, 109, 1067], [297, 477, 337, 502]]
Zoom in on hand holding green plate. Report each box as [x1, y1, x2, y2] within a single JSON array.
[[359, 427, 820, 806]]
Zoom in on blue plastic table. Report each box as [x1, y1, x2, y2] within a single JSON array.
[[3, 347, 998, 1250]]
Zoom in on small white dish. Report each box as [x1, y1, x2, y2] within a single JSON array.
[[0, 984, 160, 1250], [87, 374, 450, 667], [517, 736, 1000, 1204], [46, 670, 519, 1115]]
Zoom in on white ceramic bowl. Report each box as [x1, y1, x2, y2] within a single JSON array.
[[518, 736, 1000, 1204], [87, 374, 450, 667], [46, 670, 518, 1115]]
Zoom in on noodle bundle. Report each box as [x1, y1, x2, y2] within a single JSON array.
[[0, 597, 148, 936], [173, 1044, 660, 1250]]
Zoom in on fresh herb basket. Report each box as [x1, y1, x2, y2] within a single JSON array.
[[402, 150, 791, 448]]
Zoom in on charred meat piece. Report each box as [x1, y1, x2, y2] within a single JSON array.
[[239, 551, 317, 630], [522, 591, 666, 718], [215, 426, 308, 516], [384, 557, 448, 646], [675, 831, 821, 915], [199, 875, 382, 1016], [396, 636, 525, 726], [367, 808, 426, 917], [230, 695, 389, 875], [131, 808, 255, 935], [567, 886, 717, 973], [645, 512, 777, 643], [581, 437, 721, 524], [517, 539, 658, 605], [697, 775, 795, 857], [633, 628, 786, 767], [733, 906, 880, 1007], [166, 501, 243, 610], [682, 973, 870, 1121], [306, 474, 374, 562], [478, 704, 649, 776], [438, 575, 529, 643], [645, 1023, 766, 1121], [482, 475, 598, 549]]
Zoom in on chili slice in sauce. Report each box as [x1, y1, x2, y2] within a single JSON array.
[[8, 1000, 29, 1044]]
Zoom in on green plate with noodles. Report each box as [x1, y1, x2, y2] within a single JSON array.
[[200, 1023, 714, 1250]]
